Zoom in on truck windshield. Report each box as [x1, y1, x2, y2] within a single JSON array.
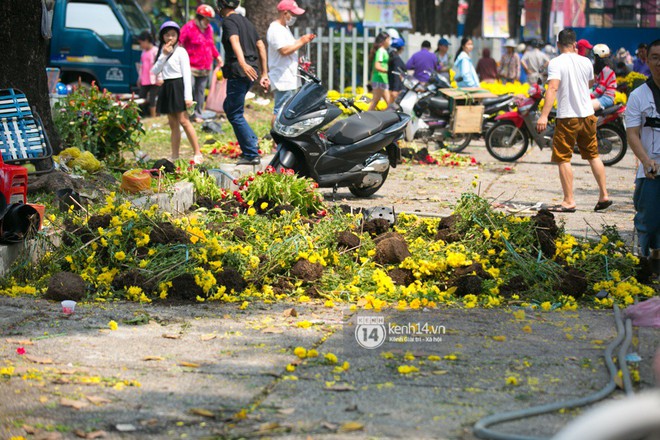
[[114, 0, 151, 35]]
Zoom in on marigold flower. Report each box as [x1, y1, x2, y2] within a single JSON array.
[[324, 353, 338, 364], [108, 320, 118, 330], [293, 347, 307, 359]]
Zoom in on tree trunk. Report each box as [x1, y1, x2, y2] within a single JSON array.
[[0, 0, 61, 154], [292, 0, 328, 32], [508, 0, 521, 40], [463, 0, 483, 36], [540, 0, 552, 42], [244, 0, 277, 38], [439, 0, 459, 36]]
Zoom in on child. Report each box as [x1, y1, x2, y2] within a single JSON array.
[[137, 31, 160, 118], [368, 31, 391, 111], [151, 21, 203, 164]]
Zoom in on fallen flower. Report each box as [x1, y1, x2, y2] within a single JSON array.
[[16, 347, 25, 355]]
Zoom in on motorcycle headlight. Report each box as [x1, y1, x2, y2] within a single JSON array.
[[273, 116, 325, 137]]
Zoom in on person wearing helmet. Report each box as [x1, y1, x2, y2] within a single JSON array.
[[387, 37, 406, 103], [180, 4, 223, 123], [152, 21, 204, 164], [267, 0, 316, 126], [590, 44, 617, 111], [218, 0, 270, 165]]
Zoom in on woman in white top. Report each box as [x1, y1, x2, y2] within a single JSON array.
[[152, 21, 203, 164], [454, 37, 480, 88]]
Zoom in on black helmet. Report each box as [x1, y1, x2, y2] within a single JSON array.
[[218, 0, 240, 8]]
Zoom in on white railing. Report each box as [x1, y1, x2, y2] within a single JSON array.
[[291, 27, 505, 92]]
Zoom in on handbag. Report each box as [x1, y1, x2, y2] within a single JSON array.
[[205, 67, 226, 113]]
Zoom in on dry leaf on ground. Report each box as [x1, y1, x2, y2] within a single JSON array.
[[24, 355, 54, 364], [60, 397, 89, 410]]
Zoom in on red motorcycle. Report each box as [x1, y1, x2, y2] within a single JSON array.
[[484, 83, 627, 166]]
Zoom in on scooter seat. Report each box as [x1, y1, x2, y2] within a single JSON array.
[[326, 111, 400, 145], [481, 95, 512, 107], [427, 95, 450, 113], [595, 104, 621, 117]]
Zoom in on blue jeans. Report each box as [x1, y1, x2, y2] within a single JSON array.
[[273, 89, 296, 116], [224, 78, 259, 158], [596, 95, 614, 109], [633, 177, 660, 256]]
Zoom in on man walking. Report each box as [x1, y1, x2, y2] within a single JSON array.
[[267, 0, 315, 126], [406, 40, 439, 84], [626, 39, 660, 257], [219, 0, 270, 165], [536, 28, 611, 213]]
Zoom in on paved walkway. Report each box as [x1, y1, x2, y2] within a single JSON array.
[[1, 141, 659, 440]]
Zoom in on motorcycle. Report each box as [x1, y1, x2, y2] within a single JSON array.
[[394, 71, 514, 153], [484, 83, 627, 166], [269, 67, 410, 198]]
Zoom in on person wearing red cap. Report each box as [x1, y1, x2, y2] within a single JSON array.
[[180, 4, 223, 123], [267, 0, 315, 126], [577, 39, 593, 57]]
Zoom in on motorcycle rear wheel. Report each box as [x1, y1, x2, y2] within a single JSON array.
[[597, 123, 627, 166], [485, 121, 530, 162], [349, 168, 389, 198]]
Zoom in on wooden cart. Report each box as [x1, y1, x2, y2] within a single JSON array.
[[438, 88, 498, 134]]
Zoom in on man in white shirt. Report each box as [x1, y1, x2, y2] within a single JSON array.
[[626, 39, 660, 258], [267, 0, 315, 125], [536, 28, 611, 213]]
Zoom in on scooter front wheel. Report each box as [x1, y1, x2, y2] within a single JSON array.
[[349, 168, 389, 198], [443, 133, 473, 153], [485, 121, 530, 162]]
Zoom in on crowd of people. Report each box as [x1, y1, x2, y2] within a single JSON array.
[[133, 5, 659, 258], [136, 0, 656, 167]]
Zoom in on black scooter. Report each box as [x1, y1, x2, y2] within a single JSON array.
[[270, 67, 410, 197]]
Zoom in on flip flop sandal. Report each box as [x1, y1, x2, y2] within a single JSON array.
[[544, 204, 577, 213], [594, 200, 613, 212]]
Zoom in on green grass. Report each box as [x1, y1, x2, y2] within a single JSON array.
[[139, 101, 274, 166]]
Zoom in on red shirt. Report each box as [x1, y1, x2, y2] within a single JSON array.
[[591, 66, 617, 99], [179, 20, 219, 71]]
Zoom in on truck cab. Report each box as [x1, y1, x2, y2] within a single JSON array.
[[50, 0, 152, 94]]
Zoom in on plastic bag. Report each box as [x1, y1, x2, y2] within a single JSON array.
[[121, 169, 151, 193], [206, 67, 226, 113]]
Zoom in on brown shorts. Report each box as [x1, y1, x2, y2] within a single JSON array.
[[551, 115, 598, 163]]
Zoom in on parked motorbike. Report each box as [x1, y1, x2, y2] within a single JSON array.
[[269, 67, 410, 198], [394, 71, 514, 153], [484, 83, 627, 166]]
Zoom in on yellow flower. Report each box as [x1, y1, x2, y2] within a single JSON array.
[[285, 364, 296, 372], [108, 320, 118, 330], [505, 376, 519, 386], [293, 347, 307, 359], [324, 353, 338, 364], [307, 349, 319, 358], [114, 251, 126, 261], [428, 355, 441, 361], [247, 207, 256, 216], [260, 202, 269, 210], [239, 301, 249, 310], [398, 365, 419, 374]]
